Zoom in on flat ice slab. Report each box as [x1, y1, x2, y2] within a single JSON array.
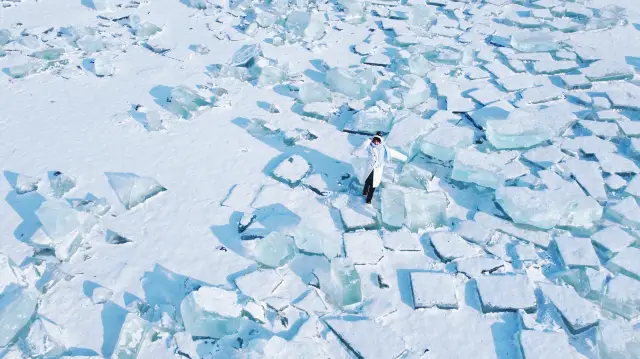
[[382, 229, 422, 251], [234, 269, 282, 300], [607, 247, 640, 281], [454, 256, 504, 278], [519, 330, 586, 359], [591, 226, 635, 259], [271, 155, 312, 187], [554, 235, 600, 269], [343, 231, 384, 264], [538, 282, 600, 334], [476, 274, 536, 313], [339, 205, 379, 232], [409, 272, 458, 309], [323, 316, 406, 359], [429, 232, 480, 262]]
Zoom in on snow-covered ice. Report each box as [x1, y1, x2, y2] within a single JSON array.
[[343, 231, 384, 265], [475, 274, 536, 313], [607, 247, 640, 281], [1, 0, 639, 355], [554, 235, 600, 269], [429, 231, 480, 262], [180, 286, 243, 338], [538, 282, 600, 334], [519, 330, 587, 359], [409, 271, 458, 309], [591, 226, 635, 259]]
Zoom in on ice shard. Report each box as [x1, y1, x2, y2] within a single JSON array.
[[298, 82, 332, 103], [451, 149, 505, 189], [271, 155, 312, 187], [23, 318, 67, 358], [11, 173, 39, 194], [419, 123, 474, 162], [229, 44, 262, 67], [486, 109, 555, 150], [0, 288, 38, 347], [180, 286, 243, 338], [169, 86, 213, 119], [380, 185, 406, 229], [344, 106, 394, 135], [404, 190, 447, 232], [50, 171, 76, 198], [35, 200, 98, 260], [510, 30, 560, 52], [105, 172, 167, 210], [325, 258, 362, 306], [325, 67, 375, 99], [112, 313, 149, 359], [253, 232, 296, 268]]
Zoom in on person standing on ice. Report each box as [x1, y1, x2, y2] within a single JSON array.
[[361, 134, 388, 204]]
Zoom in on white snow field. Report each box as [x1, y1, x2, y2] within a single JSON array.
[[2, 0, 640, 357]]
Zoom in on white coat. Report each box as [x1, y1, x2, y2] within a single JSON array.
[[366, 141, 387, 188], [353, 138, 408, 188]]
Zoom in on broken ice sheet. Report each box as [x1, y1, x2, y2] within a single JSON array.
[[0, 288, 38, 347], [271, 155, 311, 187], [385, 114, 435, 157], [234, 269, 282, 300], [23, 317, 67, 358], [475, 274, 536, 313], [454, 256, 504, 278], [339, 203, 379, 232], [451, 148, 505, 189], [519, 330, 586, 359], [292, 224, 342, 258], [404, 190, 447, 232], [35, 200, 98, 260], [382, 228, 421, 251], [380, 185, 405, 229], [8, 173, 39, 194], [49, 171, 76, 198], [419, 123, 474, 162], [252, 232, 296, 268], [429, 232, 480, 262], [297, 82, 332, 103], [344, 106, 394, 135], [324, 258, 362, 307], [538, 282, 600, 334], [323, 316, 405, 358], [343, 231, 384, 265], [583, 60, 635, 82], [168, 86, 213, 119], [410, 271, 458, 309], [106, 172, 166, 210], [591, 226, 635, 259], [112, 313, 149, 359], [522, 145, 565, 169], [180, 286, 243, 338], [229, 43, 262, 67], [105, 230, 132, 244], [325, 67, 375, 100], [607, 247, 640, 281], [597, 319, 640, 359]]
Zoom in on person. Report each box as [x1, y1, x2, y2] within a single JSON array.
[[362, 134, 388, 204]]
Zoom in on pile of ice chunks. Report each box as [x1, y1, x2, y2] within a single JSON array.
[[5, 0, 640, 357]]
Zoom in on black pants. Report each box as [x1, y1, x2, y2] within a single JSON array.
[[362, 171, 376, 204]]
